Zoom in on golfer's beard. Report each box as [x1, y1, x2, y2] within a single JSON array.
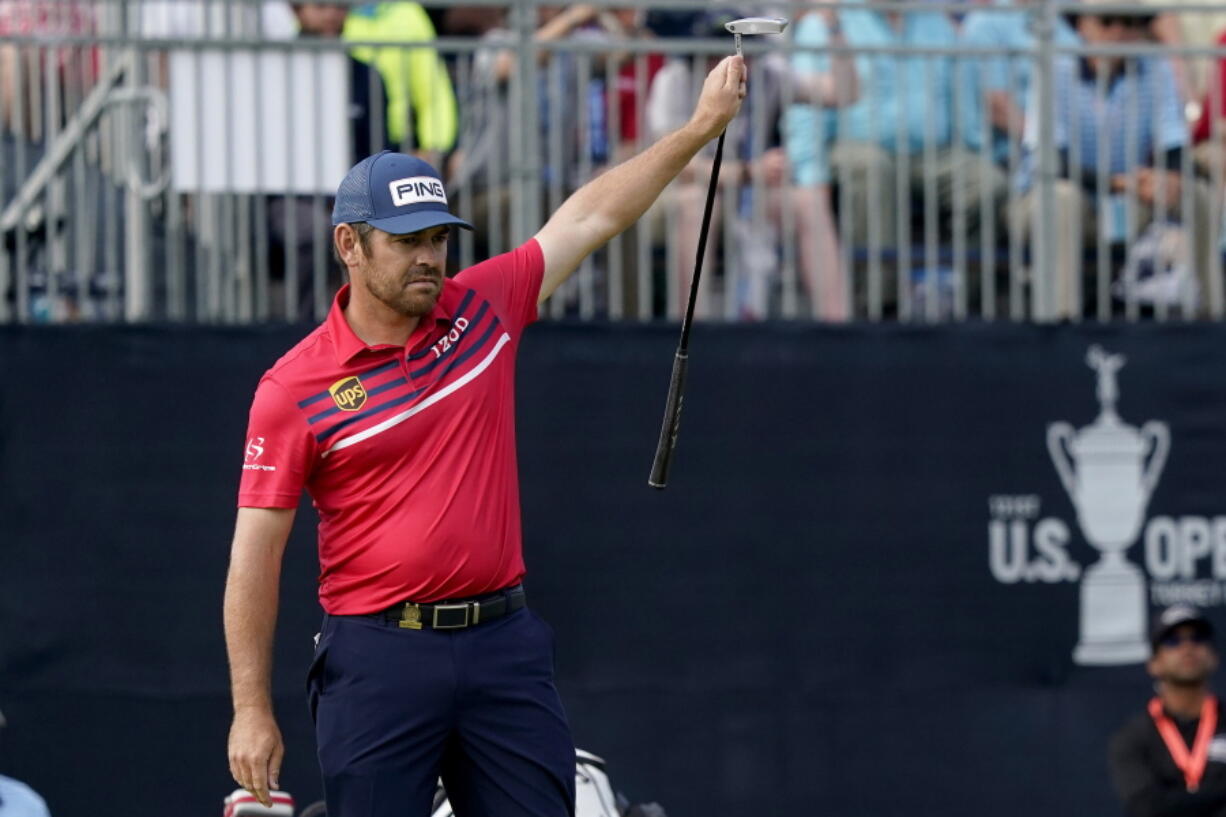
[[365, 265, 443, 317]]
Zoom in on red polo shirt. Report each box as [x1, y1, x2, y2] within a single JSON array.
[[237, 240, 543, 614]]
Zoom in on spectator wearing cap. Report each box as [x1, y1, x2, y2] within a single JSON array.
[[1011, 0, 1221, 318], [1108, 605, 1226, 817]]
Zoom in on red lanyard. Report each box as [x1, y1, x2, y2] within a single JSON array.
[[1148, 696, 1218, 792]]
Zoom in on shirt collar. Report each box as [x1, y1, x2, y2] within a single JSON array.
[[1077, 54, 1137, 85], [326, 282, 457, 367]]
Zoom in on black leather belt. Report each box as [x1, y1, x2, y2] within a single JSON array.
[[374, 585, 526, 630]]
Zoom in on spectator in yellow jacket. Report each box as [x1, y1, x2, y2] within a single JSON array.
[[344, 3, 457, 162]]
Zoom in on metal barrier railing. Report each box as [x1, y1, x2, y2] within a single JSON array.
[[4, 0, 1226, 324]]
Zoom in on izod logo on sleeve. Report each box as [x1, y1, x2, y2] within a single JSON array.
[[329, 377, 367, 412]]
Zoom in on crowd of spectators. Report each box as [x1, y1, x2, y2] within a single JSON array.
[[7, 0, 1226, 321]]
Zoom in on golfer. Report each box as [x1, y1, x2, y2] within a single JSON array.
[[224, 56, 746, 816]]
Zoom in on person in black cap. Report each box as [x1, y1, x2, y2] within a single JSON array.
[[1109, 605, 1226, 816], [222, 54, 747, 816]]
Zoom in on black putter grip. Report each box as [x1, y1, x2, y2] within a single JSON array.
[[648, 349, 689, 489]]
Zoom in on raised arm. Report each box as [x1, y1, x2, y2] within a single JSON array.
[[533, 55, 747, 302], [225, 506, 296, 809]]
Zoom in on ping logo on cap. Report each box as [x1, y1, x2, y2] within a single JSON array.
[[329, 376, 367, 412], [389, 176, 448, 208]]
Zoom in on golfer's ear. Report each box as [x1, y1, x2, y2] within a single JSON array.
[[335, 224, 361, 266]]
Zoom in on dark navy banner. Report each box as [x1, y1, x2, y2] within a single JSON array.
[[3, 323, 1225, 817]]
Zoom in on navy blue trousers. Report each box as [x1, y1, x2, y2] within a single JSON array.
[[307, 605, 576, 817]]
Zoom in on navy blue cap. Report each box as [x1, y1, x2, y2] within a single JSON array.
[[332, 151, 473, 235]]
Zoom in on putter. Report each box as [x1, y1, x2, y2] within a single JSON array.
[[648, 16, 788, 490], [724, 16, 789, 55]]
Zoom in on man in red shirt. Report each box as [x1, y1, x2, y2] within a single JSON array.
[[224, 56, 747, 817]]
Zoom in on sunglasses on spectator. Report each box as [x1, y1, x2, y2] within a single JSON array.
[[1160, 631, 1212, 648], [1097, 14, 1155, 29]]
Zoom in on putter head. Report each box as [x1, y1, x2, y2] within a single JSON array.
[[725, 16, 788, 36]]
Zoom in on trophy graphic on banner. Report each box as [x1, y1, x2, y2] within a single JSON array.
[[1048, 346, 1169, 665]]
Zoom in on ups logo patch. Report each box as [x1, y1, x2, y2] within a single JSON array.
[[329, 376, 367, 412]]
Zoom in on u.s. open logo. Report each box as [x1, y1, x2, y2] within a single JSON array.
[[329, 376, 367, 412]]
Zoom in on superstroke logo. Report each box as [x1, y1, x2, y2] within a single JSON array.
[[242, 436, 276, 472], [987, 346, 1226, 665]]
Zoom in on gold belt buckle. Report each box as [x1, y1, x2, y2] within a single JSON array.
[[398, 603, 423, 630]]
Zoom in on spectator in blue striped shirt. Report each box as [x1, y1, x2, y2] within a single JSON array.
[[958, 0, 1080, 167], [1011, 1, 1220, 317]]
